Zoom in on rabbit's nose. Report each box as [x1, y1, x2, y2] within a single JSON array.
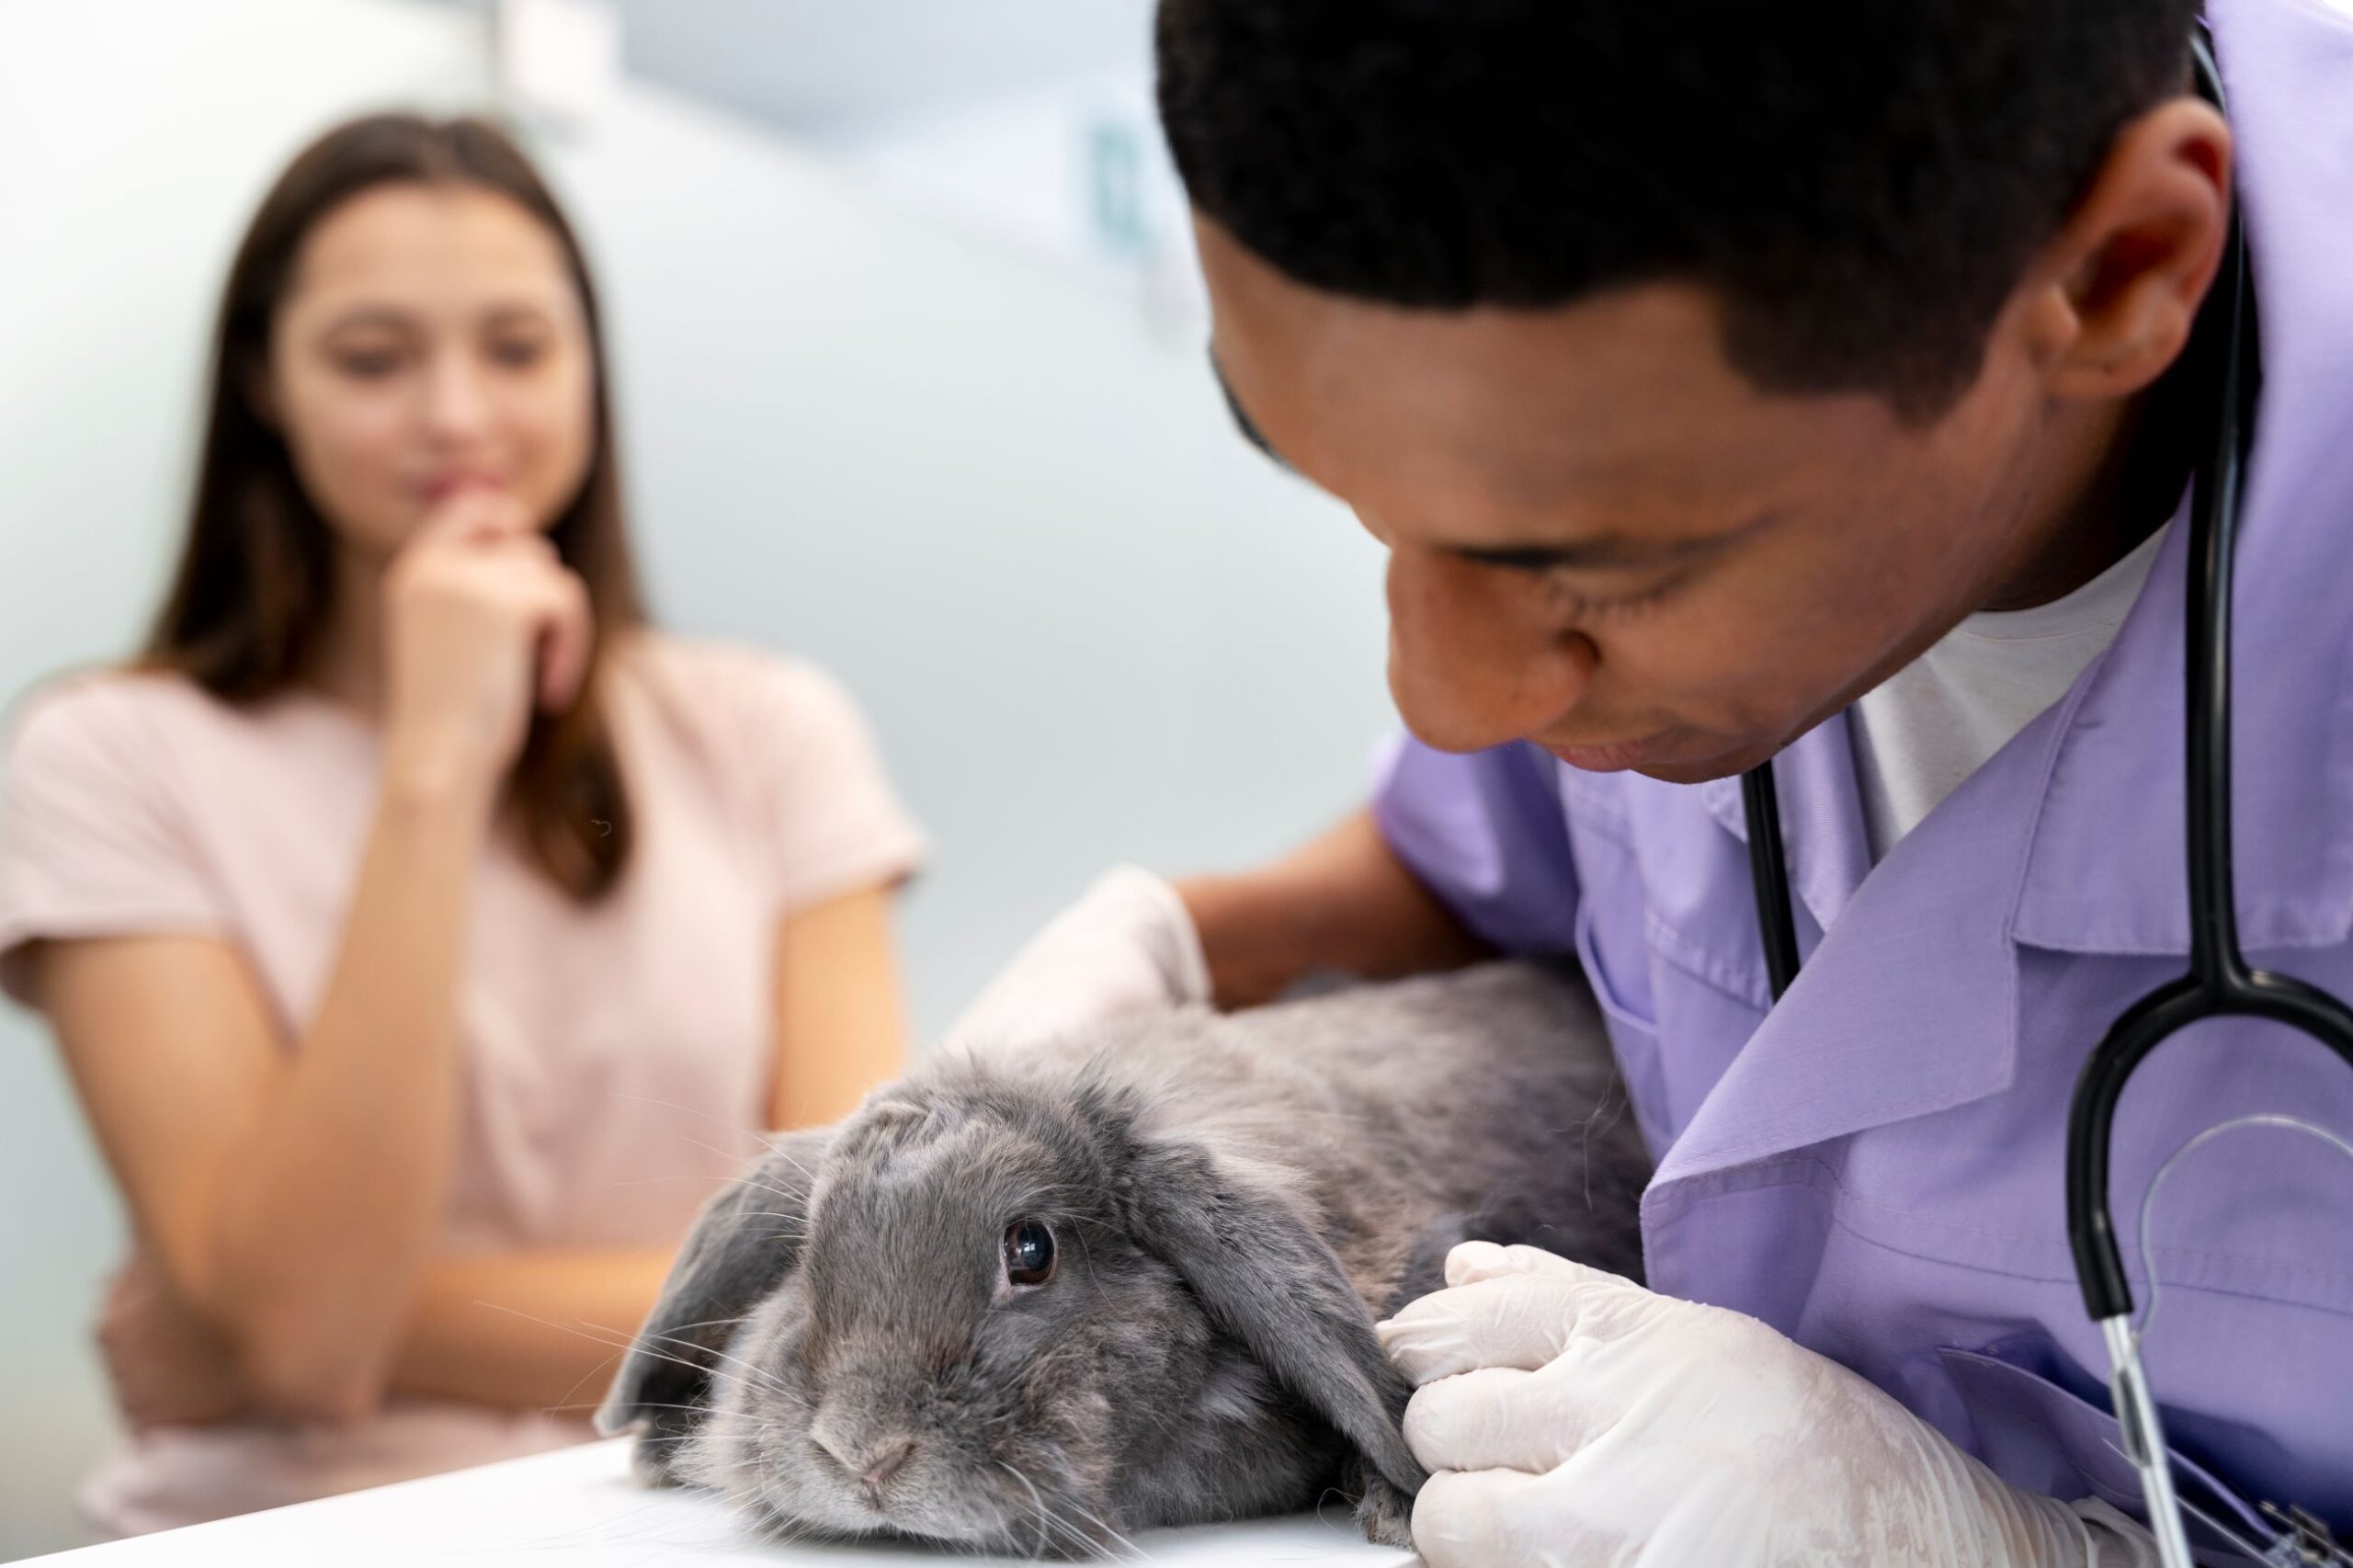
[[859, 1439, 915, 1490], [812, 1420, 916, 1494]]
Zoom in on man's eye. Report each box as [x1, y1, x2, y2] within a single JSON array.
[[1497, 560, 1691, 622], [1545, 576, 1678, 622]]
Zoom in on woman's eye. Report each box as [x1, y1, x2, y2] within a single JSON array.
[[330, 348, 402, 379], [488, 337, 547, 369], [1002, 1221, 1055, 1288]]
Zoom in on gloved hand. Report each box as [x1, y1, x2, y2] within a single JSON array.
[[944, 866, 1211, 1050], [1377, 1242, 2161, 1568]]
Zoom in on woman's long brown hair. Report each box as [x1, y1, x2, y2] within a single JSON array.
[[144, 113, 642, 900]]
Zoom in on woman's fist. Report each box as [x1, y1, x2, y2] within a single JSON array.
[[380, 487, 591, 799]]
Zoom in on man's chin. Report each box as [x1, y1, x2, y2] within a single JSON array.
[[1627, 736, 1796, 785], [1540, 731, 1765, 785], [1631, 754, 1752, 786]]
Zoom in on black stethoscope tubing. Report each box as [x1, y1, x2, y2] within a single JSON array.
[[1739, 765, 1803, 1000], [1733, 28, 2353, 1557]]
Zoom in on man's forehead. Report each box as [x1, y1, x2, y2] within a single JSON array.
[[1210, 345, 1783, 564], [1197, 222, 1901, 553]]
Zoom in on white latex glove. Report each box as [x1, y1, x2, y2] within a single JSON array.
[[944, 866, 1211, 1050], [1377, 1242, 2162, 1568]]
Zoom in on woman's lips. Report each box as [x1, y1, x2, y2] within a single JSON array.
[[417, 472, 506, 505], [1541, 733, 1673, 772]]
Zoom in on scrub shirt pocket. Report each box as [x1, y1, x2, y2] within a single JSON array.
[[1937, 1346, 2269, 1560], [1574, 897, 1674, 1156]]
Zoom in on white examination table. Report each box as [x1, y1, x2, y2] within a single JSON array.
[[21, 1439, 1420, 1567]]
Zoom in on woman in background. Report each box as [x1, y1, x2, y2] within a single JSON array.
[[0, 114, 923, 1533]]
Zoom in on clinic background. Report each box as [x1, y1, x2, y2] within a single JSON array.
[[0, 0, 1392, 1553]]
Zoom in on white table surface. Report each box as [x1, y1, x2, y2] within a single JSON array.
[[22, 1440, 1420, 1567]]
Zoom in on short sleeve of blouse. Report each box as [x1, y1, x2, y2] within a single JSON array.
[[711, 650, 926, 918], [0, 677, 230, 1006]]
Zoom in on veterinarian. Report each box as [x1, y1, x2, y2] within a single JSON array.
[[0, 115, 924, 1534], [955, 0, 2353, 1561]]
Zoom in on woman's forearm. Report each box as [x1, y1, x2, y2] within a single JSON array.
[[769, 885, 909, 1130], [387, 1248, 677, 1416], [197, 774, 492, 1419]]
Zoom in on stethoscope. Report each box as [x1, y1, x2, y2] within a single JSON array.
[[1734, 29, 2353, 1568]]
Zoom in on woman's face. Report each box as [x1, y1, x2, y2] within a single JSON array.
[[261, 182, 597, 561]]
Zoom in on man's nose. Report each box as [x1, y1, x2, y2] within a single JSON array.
[[1386, 551, 1594, 753]]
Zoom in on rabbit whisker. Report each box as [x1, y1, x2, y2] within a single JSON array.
[[996, 1460, 1053, 1561], [723, 1173, 813, 1207], [648, 1313, 754, 1336], [606, 1330, 789, 1401], [641, 1328, 793, 1396]]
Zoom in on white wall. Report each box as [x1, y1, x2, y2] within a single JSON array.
[[609, 0, 1156, 135], [0, 6, 494, 1554], [547, 86, 1392, 1039], [0, 1, 1392, 1557], [832, 63, 1198, 313]]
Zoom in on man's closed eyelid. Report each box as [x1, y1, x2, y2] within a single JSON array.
[[1454, 509, 1779, 575], [1535, 568, 1688, 622]]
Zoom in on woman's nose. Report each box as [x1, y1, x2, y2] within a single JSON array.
[[420, 347, 494, 440], [1385, 550, 1594, 753]]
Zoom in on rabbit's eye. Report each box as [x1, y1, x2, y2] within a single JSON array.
[[1002, 1220, 1056, 1287]]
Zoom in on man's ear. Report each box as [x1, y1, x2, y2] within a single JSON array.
[[595, 1127, 832, 1474], [2027, 97, 2233, 403], [1120, 1131, 1427, 1497]]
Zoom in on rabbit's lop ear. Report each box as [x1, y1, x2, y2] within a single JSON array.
[[597, 1127, 832, 1466], [1124, 1134, 1427, 1496]]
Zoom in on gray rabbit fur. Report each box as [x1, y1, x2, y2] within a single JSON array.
[[597, 960, 1650, 1557]]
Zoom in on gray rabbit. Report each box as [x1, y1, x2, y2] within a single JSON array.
[[597, 960, 1651, 1557]]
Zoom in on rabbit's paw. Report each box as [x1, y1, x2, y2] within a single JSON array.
[[1348, 1463, 1416, 1550]]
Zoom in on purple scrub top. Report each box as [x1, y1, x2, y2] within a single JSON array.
[[1371, 0, 2353, 1541]]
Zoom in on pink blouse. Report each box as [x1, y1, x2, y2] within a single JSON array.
[[0, 633, 924, 1535]]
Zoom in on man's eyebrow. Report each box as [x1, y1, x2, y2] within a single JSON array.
[[1209, 349, 1292, 472]]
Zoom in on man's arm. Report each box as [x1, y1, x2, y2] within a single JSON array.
[[1178, 807, 1492, 1008], [946, 805, 1490, 1050]]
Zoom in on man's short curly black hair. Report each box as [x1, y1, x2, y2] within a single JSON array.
[[1156, 0, 2200, 417]]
